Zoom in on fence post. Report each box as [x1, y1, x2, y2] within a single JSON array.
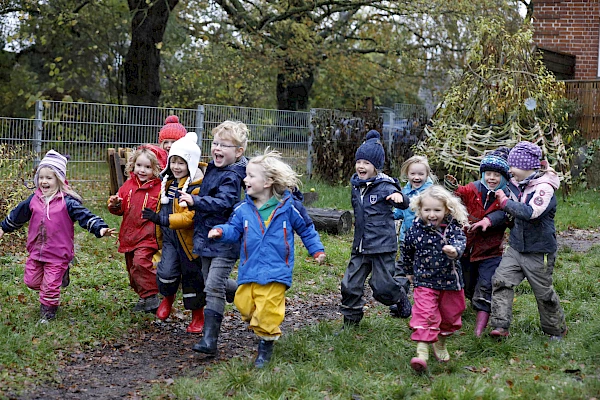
[[307, 109, 316, 180], [34, 100, 43, 167], [196, 104, 205, 143]]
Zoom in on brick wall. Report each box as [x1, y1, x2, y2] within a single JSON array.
[[533, 0, 600, 79]]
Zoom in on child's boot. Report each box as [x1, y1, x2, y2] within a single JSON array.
[[474, 311, 490, 337], [192, 309, 223, 355], [225, 278, 237, 303], [489, 327, 510, 338], [254, 339, 274, 368], [432, 335, 450, 362], [132, 297, 146, 312], [144, 294, 160, 313], [186, 307, 205, 333], [40, 304, 58, 322], [61, 266, 70, 288], [156, 294, 175, 320], [390, 288, 412, 318], [410, 342, 429, 372]]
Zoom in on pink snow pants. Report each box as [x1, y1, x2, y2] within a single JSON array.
[[24, 258, 68, 306], [409, 286, 466, 342]]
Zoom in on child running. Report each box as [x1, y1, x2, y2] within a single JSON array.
[[207, 149, 326, 368], [158, 115, 187, 155], [0, 150, 114, 322], [399, 185, 468, 372], [340, 130, 412, 327], [390, 155, 435, 317], [108, 145, 166, 313], [444, 147, 512, 336], [178, 121, 249, 356], [489, 141, 567, 340], [141, 132, 207, 333]]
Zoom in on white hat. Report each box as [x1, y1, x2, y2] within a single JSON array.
[[160, 132, 201, 206]]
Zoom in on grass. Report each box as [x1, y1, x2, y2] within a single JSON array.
[[0, 183, 599, 399]]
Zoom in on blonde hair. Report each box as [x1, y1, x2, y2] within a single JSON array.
[[212, 120, 249, 150], [37, 166, 83, 202], [400, 155, 436, 183], [248, 148, 301, 199], [410, 185, 468, 226], [124, 146, 162, 178]]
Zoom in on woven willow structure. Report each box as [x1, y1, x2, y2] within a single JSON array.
[[417, 19, 571, 185]]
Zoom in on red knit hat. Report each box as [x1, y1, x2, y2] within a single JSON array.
[[158, 115, 187, 143]]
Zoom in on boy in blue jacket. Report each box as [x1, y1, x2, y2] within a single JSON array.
[[206, 149, 326, 368], [340, 130, 411, 327]]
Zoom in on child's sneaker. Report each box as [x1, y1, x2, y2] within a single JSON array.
[[410, 342, 429, 372], [489, 327, 510, 338], [132, 297, 146, 312], [432, 336, 450, 362], [548, 327, 568, 342]]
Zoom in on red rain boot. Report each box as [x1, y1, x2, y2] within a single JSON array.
[[156, 295, 175, 321], [186, 308, 205, 333], [474, 311, 490, 337]]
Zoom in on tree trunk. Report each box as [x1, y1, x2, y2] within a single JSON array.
[[306, 207, 353, 234], [124, 0, 178, 106], [276, 59, 315, 111]]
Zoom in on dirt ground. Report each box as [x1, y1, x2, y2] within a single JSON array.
[[11, 229, 600, 400]]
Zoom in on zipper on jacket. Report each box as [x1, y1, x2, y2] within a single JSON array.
[[243, 220, 249, 263], [283, 220, 290, 266]]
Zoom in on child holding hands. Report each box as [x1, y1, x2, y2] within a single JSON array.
[[108, 145, 166, 313], [206, 149, 326, 368], [340, 130, 412, 327], [0, 150, 114, 321], [399, 185, 468, 372]]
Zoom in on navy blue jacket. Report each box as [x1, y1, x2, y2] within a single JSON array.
[[189, 157, 247, 258], [350, 172, 409, 254]]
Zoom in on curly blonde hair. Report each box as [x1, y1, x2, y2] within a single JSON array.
[[400, 155, 437, 183], [248, 148, 301, 199], [410, 185, 468, 226], [124, 146, 162, 179], [212, 120, 249, 150]]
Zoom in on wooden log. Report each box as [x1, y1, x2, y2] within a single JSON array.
[[306, 207, 352, 234]]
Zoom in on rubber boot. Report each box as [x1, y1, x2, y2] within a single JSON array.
[[192, 309, 223, 355], [156, 295, 175, 321], [186, 307, 205, 333], [225, 279, 237, 303], [474, 311, 490, 337], [410, 342, 429, 372], [432, 335, 450, 362], [40, 304, 58, 321], [61, 266, 70, 288], [254, 339, 274, 368]]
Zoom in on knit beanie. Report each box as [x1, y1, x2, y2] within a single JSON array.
[[158, 115, 187, 144], [35, 150, 68, 187], [507, 141, 542, 170], [160, 132, 201, 205], [480, 147, 511, 180], [355, 130, 385, 170], [140, 144, 168, 170]]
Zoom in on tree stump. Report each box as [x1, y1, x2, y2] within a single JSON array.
[[306, 207, 352, 234]]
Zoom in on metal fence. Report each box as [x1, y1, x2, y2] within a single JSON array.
[[0, 100, 429, 199]]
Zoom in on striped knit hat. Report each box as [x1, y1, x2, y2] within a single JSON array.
[[480, 147, 510, 180], [35, 150, 68, 187]]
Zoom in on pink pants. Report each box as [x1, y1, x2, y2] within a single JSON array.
[[24, 258, 68, 306], [410, 286, 466, 342]]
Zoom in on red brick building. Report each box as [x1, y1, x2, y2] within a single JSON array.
[[533, 0, 600, 80]]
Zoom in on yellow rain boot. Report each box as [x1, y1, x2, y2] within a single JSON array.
[[432, 335, 450, 362], [410, 341, 429, 372]]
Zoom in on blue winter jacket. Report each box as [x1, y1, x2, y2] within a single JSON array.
[[214, 190, 325, 288], [393, 177, 434, 242], [350, 172, 409, 254], [189, 157, 248, 258], [401, 216, 467, 291]]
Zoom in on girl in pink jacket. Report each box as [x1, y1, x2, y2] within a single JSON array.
[[0, 150, 114, 322]]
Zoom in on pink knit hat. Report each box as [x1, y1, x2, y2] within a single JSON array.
[[34, 150, 68, 187], [158, 115, 187, 144]]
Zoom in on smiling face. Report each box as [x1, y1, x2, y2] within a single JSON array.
[[169, 156, 189, 179], [161, 139, 176, 153], [244, 162, 272, 200], [407, 162, 428, 189], [211, 133, 243, 168], [37, 167, 59, 197], [355, 159, 377, 180], [509, 166, 534, 182], [420, 195, 447, 227], [483, 171, 502, 190], [133, 153, 154, 183]]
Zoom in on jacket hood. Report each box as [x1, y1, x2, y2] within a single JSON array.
[[532, 170, 560, 190]]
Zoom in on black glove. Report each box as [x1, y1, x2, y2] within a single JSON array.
[[142, 208, 167, 226]]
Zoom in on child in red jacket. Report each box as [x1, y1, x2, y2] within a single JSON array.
[[108, 145, 166, 313], [445, 147, 512, 336]]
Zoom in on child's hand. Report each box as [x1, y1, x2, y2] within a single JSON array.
[[495, 189, 508, 206], [208, 228, 222, 239], [178, 191, 194, 206], [444, 174, 458, 191], [0, 227, 4, 239], [100, 228, 117, 237], [468, 217, 491, 232], [407, 274, 414, 285], [386, 192, 404, 204], [313, 252, 326, 264], [108, 195, 122, 208], [442, 245, 458, 259]]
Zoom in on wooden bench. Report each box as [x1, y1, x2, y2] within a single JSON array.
[[107, 147, 133, 195]]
